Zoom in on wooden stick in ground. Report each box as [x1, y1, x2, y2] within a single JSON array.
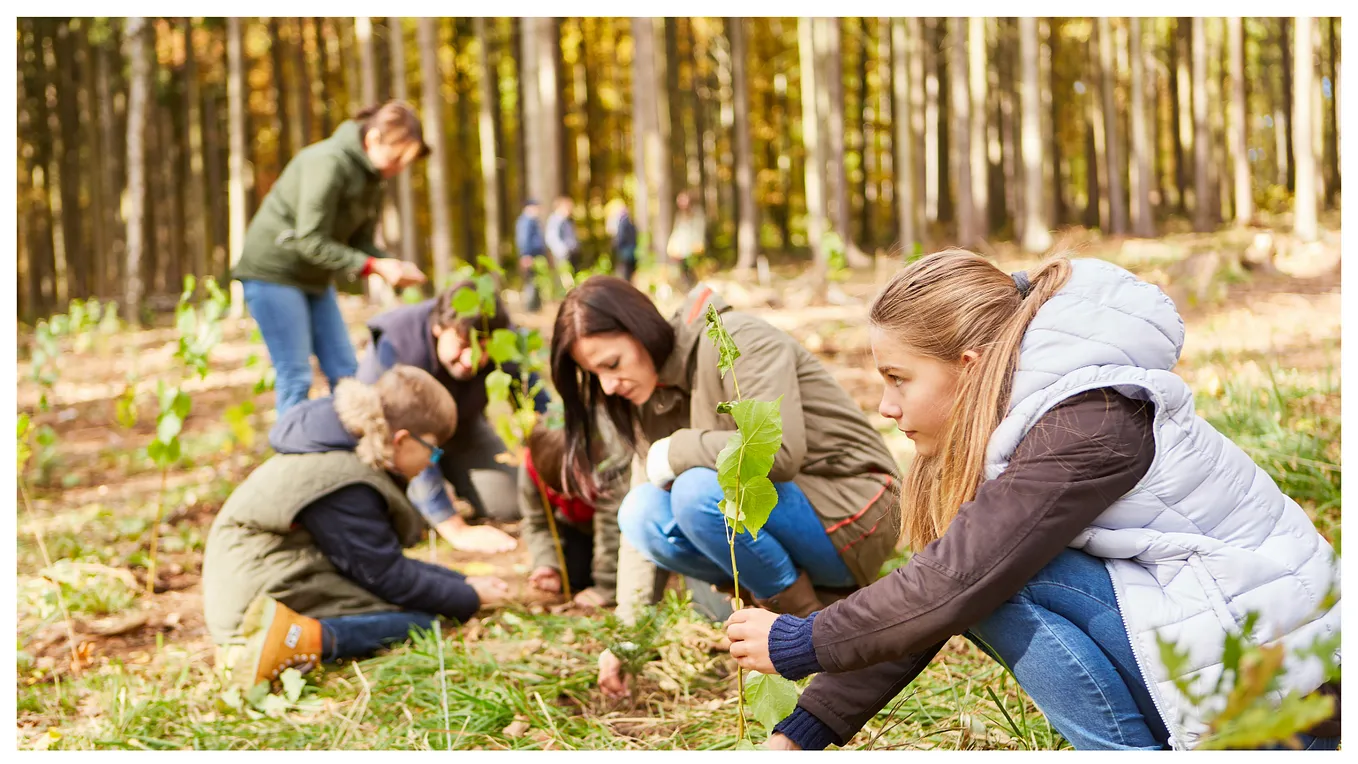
[[19, 479, 83, 675], [145, 467, 169, 594], [528, 465, 574, 602]]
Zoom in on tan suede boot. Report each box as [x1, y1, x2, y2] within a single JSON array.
[[755, 571, 825, 618]]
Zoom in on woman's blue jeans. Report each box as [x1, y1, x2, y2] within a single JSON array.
[[967, 549, 1338, 751], [241, 280, 358, 415], [617, 467, 857, 600]]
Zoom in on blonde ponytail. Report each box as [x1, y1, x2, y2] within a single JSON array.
[[334, 378, 393, 469]]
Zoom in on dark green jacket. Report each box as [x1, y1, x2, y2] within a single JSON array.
[[232, 120, 389, 293], [202, 449, 424, 644]]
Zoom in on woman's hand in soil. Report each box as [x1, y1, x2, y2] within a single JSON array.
[[597, 649, 630, 698], [725, 607, 779, 674], [436, 516, 518, 554], [764, 733, 802, 750], [467, 575, 510, 608], [528, 566, 562, 593], [572, 586, 609, 610]]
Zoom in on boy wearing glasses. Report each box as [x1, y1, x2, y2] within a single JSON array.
[[205, 366, 510, 690], [357, 282, 551, 555]]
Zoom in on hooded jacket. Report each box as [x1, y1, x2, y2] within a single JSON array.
[[232, 120, 388, 293], [202, 393, 478, 644]]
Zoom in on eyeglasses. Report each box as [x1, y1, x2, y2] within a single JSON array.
[[409, 434, 444, 466]]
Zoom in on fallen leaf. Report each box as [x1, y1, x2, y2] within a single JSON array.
[[457, 561, 498, 577], [502, 718, 531, 738], [81, 611, 149, 636]]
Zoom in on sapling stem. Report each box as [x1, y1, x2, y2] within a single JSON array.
[[528, 462, 574, 602], [146, 466, 169, 594]]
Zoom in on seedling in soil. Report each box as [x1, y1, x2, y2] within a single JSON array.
[[703, 304, 801, 743], [17, 414, 82, 675]]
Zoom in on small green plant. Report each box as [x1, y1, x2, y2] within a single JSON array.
[[602, 589, 688, 677], [17, 414, 82, 675], [703, 304, 800, 744], [144, 276, 230, 593]]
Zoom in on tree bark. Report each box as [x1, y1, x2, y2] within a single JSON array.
[[950, 19, 976, 248], [1209, 19, 1230, 224], [799, 17, 828, 294], [356, 17, 378, 105], [313, 18, 332, 136], [1311, 19, 1327, 211], [95, 23, 124, 296], [1173, 19, 1193, 213], [227, 16, 249, 315], [923, 19, 940, 226], [731, 17, 758, 270], [1271, 20, 1290, 188], [1129, 18, 1155, 237], [267, 17, 293, 167], [969, 17, 989, 242], [822, 19, 863, 264], [79, 22, 108, 297], [1097, 19, 1128, 235], [1191, 18, 1212, 232], [182, 19, 209, 283], [123, 17, 150, 324], [387, 18, 418, 265], [1281, 19, 1296, 191], [1327, 17, 1339, 202], [469, 17, 500, 267], [413, 18, 451, 280], [891, 18, 916, 252], [1227, 17, 1251, 227], [53, 21, 85, 302], [20, 19, 57, 317], [1019, 18, 1051, 253], [1293, 17, 1316, 240]]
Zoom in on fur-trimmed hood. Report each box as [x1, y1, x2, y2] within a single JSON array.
[[268, 380, 393, 470]]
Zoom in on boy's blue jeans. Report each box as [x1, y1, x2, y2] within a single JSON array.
[[617, 467, 857, 600], [319, 611, 436, 661], [241, 280, 357, 415]]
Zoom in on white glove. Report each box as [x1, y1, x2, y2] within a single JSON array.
[[646, 437, 677, 488]]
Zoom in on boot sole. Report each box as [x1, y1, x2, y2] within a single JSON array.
[[232, 595, 278, 691]]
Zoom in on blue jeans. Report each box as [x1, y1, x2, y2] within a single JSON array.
[[966, 549, 1340, 751], [617, 467, 857, 600], [241, 280, 358, 415], [320, 611, 436, 661]]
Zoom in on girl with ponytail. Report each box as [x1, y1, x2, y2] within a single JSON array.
[[725, 250, 1340, 751]]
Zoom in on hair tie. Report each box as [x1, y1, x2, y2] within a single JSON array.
[[1012, 271, 1032, 299]]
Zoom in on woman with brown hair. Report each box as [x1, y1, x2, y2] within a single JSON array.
[[549, 276, 901, 697], [233, 100, 431, 415], [203, 365, 509, 691]]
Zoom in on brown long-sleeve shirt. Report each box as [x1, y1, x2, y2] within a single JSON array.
[[782, 389, 1340, 747]]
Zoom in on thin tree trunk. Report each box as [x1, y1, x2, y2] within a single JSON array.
[[314, 18, 332, 136], [415, 18, 451, 279], [923, 18, 940, 226], [799, 17, 828, 293], [470, 17, 500, 267], [1293, 17, 1316, 240], [356, 17, 378, 105], [951, 19, 976, 247], [1130, 18, 1155, 237], [123, 17, 150, 324], [891, 18, 916, 252], [268, 17, 293, 167], [20, 19, 56, 317], [539, 19, 562, 207], [1209, 20, 1231, 224], [1019, 18, 1051, 253], [1098, 19, 1127, 235], [1311, 19, 1327, 211], [183, 19, 208, 283], [823, 19, 862, 264], [203, 45, 226, 280], [909, 18, 926, 242], [1272, 20, 1291, 187], [1174, 19, 1193, 213], [652, 18, 674, 254], [80, 23, 107, 297], [292, 18, 312, 146], [388, 18, 417, 265], [1088, 29, 1110, 231], [1191, 18, 1212, 232], [1040, 18, 1058, 228], [969, 17, 989, 242], [731, 17, 758, 270], [1328, 17, 1339, 201], [1000, 20, 1022, 239], [1227, 17, 1251, 227], [226, 16, 248, 315], [1281, 19, 1296, 191], [631, 18, 653, 253], [55, 21, 84, 302], [96, 25, 124, 296]]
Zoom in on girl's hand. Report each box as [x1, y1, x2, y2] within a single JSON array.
[[724, 607, 779, 674], [764, 733, 802, 750], [597, 649, 629, 698], [395, 260, 428, 288], [528, 566, 562, 593]]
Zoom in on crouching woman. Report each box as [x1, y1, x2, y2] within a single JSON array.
[[204, 365, 509, 690]]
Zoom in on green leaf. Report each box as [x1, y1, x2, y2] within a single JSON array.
[[218, 687, 244, 713], [703, 304, 741, 380], [17, 412, 31, 441], [476, 254, 504, 277], [485, 369, 514, 408], [733, 739, 758, 750], [714, 397, 784, 537], [452, 287, 480, 317], [244, 681, 270, 709], [156, 412, 183, 444], [744, 671, 801, 733], [487, 329, 521, 366], [257, 693, 289, 718], [115, 387, 139, 430], [280, 668, 305, 703]]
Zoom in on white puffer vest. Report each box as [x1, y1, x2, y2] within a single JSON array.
[[984, 259, 1341, 750]]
